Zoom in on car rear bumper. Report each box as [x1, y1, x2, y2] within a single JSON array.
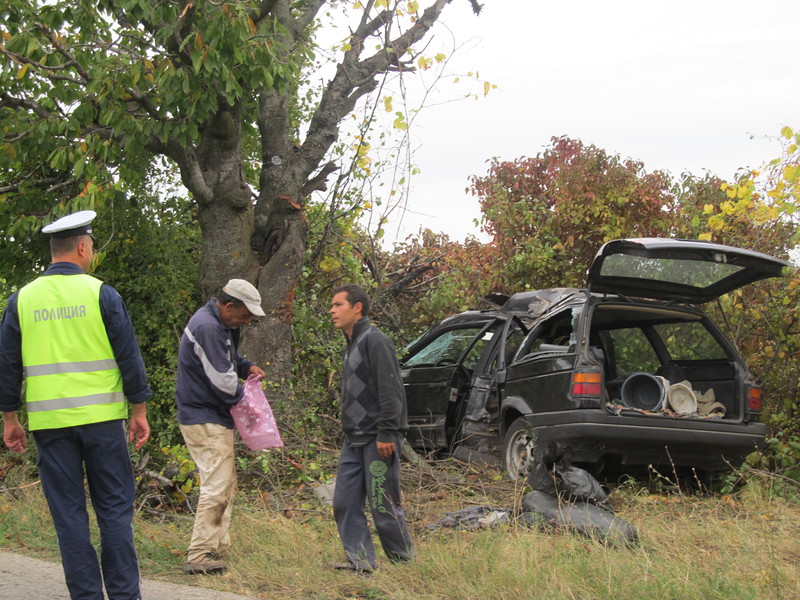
[[522, 410, 767, 471]]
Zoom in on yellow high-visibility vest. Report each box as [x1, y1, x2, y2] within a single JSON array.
[[17, 273, 126, 430]]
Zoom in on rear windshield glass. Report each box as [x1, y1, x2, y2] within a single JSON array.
[[600, 254, 744, 288]]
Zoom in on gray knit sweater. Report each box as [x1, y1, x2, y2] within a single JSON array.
[[340, 318, 408, 445]]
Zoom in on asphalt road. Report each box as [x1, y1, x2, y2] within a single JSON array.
[[0, 550, 261, 600]]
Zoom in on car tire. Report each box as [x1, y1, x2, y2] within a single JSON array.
[[502, 417, 536, 481]]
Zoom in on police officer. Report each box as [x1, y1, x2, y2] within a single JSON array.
[[0, 210, 152, 600]]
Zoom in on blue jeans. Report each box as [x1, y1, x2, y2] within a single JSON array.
[[332, 437, 413, 569], [34, 419, 140, 600]]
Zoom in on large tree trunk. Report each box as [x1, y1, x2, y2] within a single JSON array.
[[197, 202, 257, 295], [241, 215, 308, 401], [187, 103, 258, 295], [187, 0, 456, 398]]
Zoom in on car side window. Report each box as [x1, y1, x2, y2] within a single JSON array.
[[483, 321, 528, 372], [653, 321, 727, 360], [503, 323, 527, 366], [403, 327, 486, 367], [606, 327, 660, 378], [514, 310, 575, 361], [462, 325, 502, 370]]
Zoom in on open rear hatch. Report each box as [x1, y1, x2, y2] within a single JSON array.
[[587, 238, 788, 303]]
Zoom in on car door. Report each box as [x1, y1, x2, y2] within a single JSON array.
[[401, 321, 496, 452], [462, 315, 529, 422], [504, 308, 580, 415]]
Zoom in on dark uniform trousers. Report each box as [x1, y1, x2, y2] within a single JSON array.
[[34, 419, 140, 600]]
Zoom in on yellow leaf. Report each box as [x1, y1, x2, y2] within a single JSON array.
[[357, 156, 372, 172], [483, 81, 491, 96], [383, 96, 393, 112], [781, 126, 793, 140], [194, 33, 203, 50], [247, 17, 256, 35], [354, 1, 362, 8], [698, 232, 713, 241], [17, 63, 28, 78]]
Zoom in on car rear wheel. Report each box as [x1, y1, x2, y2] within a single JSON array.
[[502, 417, 536, 481]]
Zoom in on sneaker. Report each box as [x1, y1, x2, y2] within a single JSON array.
[[183, 553, 227, 575]]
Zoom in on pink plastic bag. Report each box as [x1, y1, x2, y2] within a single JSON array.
[[231, 375, 284, 450]]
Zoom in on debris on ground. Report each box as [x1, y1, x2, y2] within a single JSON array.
[[428, 505, 512, 531], [522, 443, 638, 545], [428, 443, 639, 546]]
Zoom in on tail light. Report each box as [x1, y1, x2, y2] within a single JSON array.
[[572, 371, 603, 397], [747, 386, 762, 411]]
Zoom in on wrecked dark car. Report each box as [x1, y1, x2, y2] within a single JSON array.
[[401, 238, 788, 479]]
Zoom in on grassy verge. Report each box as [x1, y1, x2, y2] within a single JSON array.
[[2, 457, 799, 600]]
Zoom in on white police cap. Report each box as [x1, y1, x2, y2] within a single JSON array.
[[41, 210, 97, 240]]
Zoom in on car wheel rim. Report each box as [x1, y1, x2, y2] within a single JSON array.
[[508, 431, 534, 479]]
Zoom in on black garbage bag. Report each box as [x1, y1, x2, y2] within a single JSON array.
[[527, 443, 612, 512], [529, 460, 557, 496], [521, 491, 638, 546], [553, 462, 613, 512], [527, 441, 567, 495]]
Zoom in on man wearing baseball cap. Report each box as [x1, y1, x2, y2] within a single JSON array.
[[175, 278, 265, 574], [0, 209, 152, 599]]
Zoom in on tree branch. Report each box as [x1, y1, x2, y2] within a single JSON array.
[[37, 24, 92, 84], [250, 0, 282, 24], [300, 0, 452, 171], [0, 92, 51, 120], [299, 161, 339, 197], [288, 0, 328, 38], [0, 175, 76, 195]]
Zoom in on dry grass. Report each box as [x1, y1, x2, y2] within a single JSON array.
[[3, 457, 800, 600]]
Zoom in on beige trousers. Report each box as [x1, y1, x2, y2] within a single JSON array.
[[180, 422, 237, 563]]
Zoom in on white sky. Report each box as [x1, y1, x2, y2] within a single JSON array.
[[379, 0, 800, 244]]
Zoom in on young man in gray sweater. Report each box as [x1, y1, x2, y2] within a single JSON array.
[[329, 284, 413, 573]]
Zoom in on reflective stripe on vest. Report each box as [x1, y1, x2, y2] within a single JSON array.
[[17, 273, 126, 430]]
